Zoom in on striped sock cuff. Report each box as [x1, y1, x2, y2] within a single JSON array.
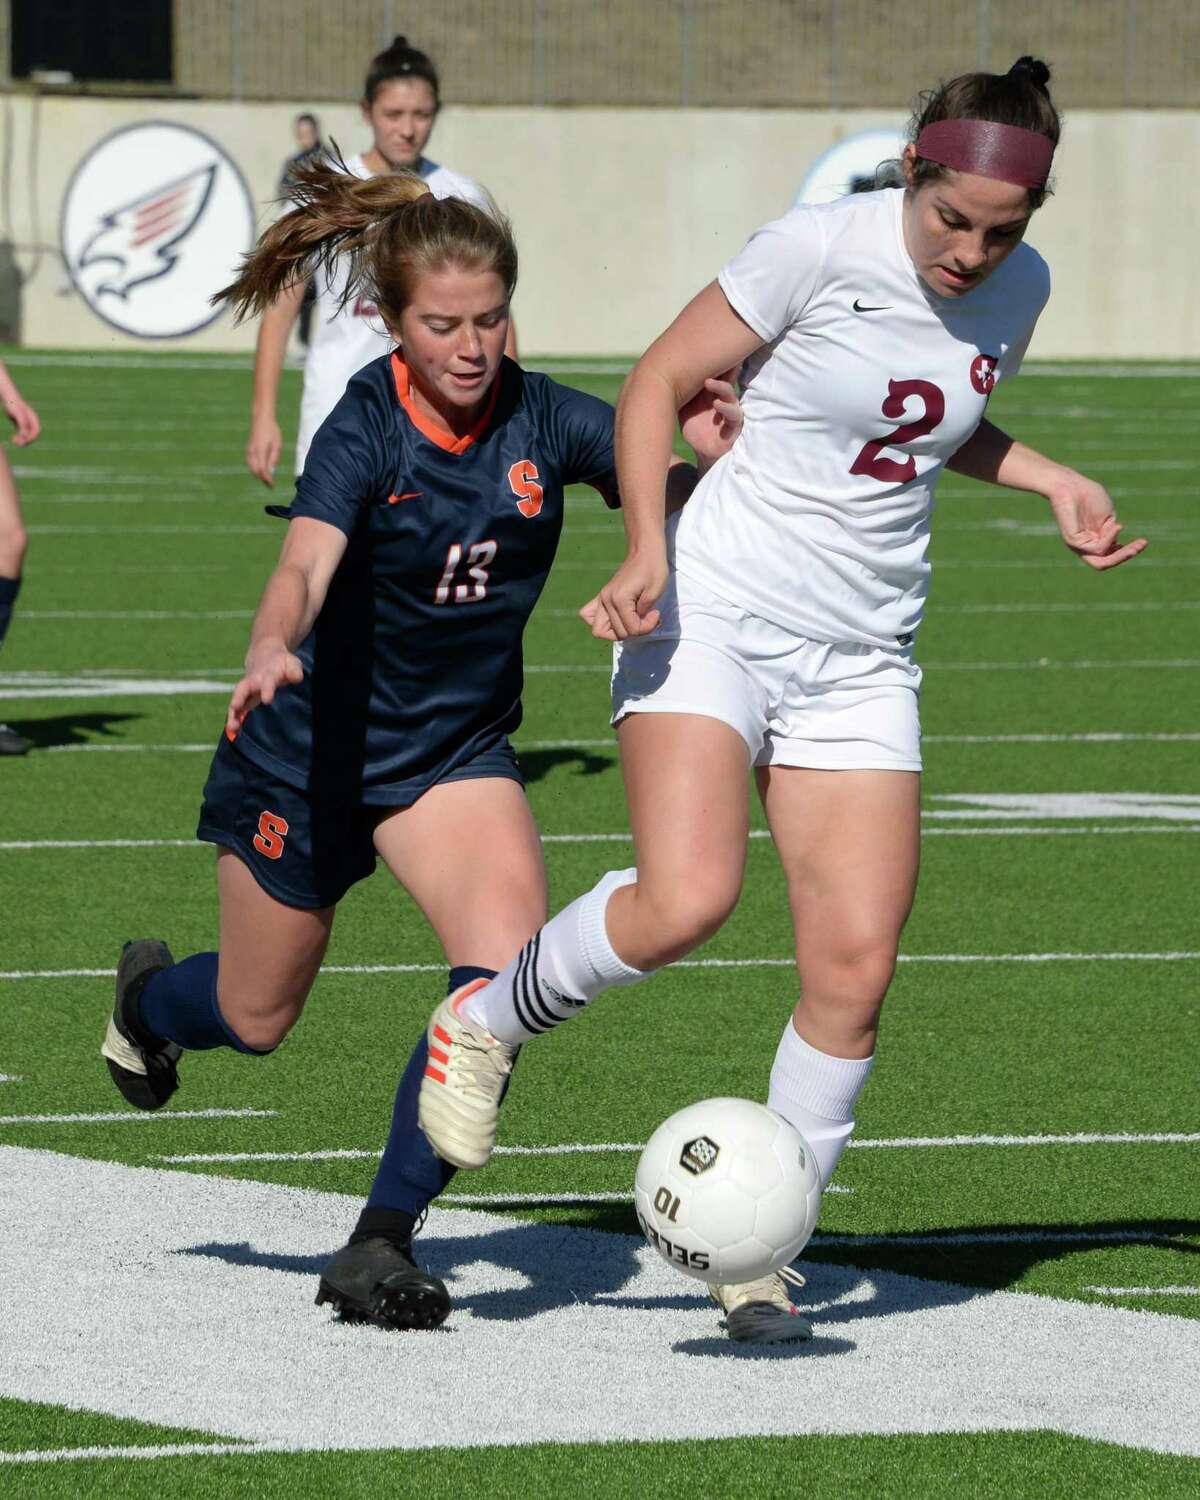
[[509, 931, 562, 1035]]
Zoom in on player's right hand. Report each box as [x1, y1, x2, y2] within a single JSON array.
[[225, 644, 304, 738], [3, 394, 40, 446], [587, 550, 669, 641], [246, 415, 283, 488]]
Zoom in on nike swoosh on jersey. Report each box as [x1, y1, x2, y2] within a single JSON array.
[[388, 491, 424, 504], [852, 298, 892, 313]]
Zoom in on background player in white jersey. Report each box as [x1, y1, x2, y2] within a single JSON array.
[[416, 57, 1148, 1344], [245, 35, 508, 484], [0, 358, 41, 755]]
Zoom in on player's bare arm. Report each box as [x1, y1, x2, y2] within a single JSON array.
[[600, 284, 762, 640], [227, 516, 348, 735], [247, 280, 308, 487], [0, 361, 41, 446], [948, 417, 1147, 570], [581, 377, 745, 640]]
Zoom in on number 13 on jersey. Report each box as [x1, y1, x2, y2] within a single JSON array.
[[435, 539, 498, 604]]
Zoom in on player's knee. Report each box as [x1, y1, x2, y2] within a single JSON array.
[[634, 872, 741, 966], [0, 520, 28, 575], [804, 937, 898, 1012], [217, 985, 308, 1052]]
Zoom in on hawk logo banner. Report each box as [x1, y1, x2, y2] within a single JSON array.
[[61, 122, 256, 340]]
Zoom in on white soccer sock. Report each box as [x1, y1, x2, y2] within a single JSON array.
[[463, 868, 649, 1044], [767, 1020, 875, 1188]]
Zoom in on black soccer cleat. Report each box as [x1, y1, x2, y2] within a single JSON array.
[[0, 723, 31, 755], [315, 1237, 452, 1332], [100, 939, 181, 1111]]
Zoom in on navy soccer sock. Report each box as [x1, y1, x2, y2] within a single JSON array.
[[137, 952, 272, 1055], [0, 575, 20, 647], [352, 965, 498, 1247]]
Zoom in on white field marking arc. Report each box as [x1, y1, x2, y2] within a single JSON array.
[[0, 1109, 277, 1126], [4, 953, 1200, 984], [154, 1132, 1200, 1166], [5, 1151, 1197, 1460], [36, 732, 1200, 755], [1085, 1286, 1200, 1297], [6, 827, 1200, 852]]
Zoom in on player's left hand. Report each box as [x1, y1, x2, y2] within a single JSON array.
[[3, 395, 41, 446], [1045, 474, 1147, 571], [678, 369, 742, 467]]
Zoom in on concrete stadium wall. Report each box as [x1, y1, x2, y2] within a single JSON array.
[[3, 94, 1197, 359]]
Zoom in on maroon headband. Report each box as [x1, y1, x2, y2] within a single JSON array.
[[915, 119, 1054, 189]]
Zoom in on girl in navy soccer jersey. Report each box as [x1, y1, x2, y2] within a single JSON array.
[[417, 59, 1149, 1344], [100, 159, 741, 1329]]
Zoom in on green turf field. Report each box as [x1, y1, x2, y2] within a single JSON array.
[[0, 351, 1197, 1495]]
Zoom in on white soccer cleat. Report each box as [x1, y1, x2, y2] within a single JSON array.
[[708, 1264, 813, 1344], [417, 979, 518, 1170]]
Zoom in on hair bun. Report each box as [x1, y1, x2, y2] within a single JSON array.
[[1008, 55, 1051, 91], [392, 34, 409, 49]]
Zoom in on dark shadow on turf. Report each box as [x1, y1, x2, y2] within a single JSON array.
[[179, 1215, 1199, 1345], [801, 1217, 1200, 1304], [180, 1222, 648, 1324], [3, 711, 144, 749], [515, 746, 614, 785], [672, 1335, 856, 1359]]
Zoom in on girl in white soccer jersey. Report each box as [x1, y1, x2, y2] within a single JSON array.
[[417, 58, 1148, 1343], [246, 35, 506, 484]]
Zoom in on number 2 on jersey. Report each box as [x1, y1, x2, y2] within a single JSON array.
[[850, 378, 945, 485], [436, 539, 498, 604]]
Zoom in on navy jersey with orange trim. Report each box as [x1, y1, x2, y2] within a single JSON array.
[[234, 353, 619, 804]]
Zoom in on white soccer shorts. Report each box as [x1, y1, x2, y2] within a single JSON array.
[[610, 567, 922, 772]]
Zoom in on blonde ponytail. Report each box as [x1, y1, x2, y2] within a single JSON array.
[[214, 152, 517, 331]]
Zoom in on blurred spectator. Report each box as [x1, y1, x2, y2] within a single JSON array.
[[279, 114, 324, 347]]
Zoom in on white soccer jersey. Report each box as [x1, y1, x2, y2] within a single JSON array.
[[672, 187, 1050, 649], [295, 154, 492, 473]]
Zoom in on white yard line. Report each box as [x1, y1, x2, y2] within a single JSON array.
[[35, 731, 1200, 755], [541, 602, 1199, 618], [21, 610, 252, 621], [1085, 1286, 1200, 1297], [0, 1075, 23, 1083], [5, 656, 1200, 702], [3, 353, 1197, 376], [810, 1228, 1184, 1247], [153, 1131, 1200, 1167], [0, 1442, 267, 1466], [0, 1109, 276, 1126], [5, 825, 1200, 851], [5, 952, 1199, 984]]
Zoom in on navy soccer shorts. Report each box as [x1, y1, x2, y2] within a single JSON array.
[[197, 734, 523, 910]]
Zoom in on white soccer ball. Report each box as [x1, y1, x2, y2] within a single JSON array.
[[634, 1097, 822, 1284]]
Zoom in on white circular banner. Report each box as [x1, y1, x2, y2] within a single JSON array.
[[794, 126, 908, 207], [60, 121, 256, 339]]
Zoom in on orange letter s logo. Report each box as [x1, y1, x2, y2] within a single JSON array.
[[508, 459, 543, 519], [253, 811, 289, 861]]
